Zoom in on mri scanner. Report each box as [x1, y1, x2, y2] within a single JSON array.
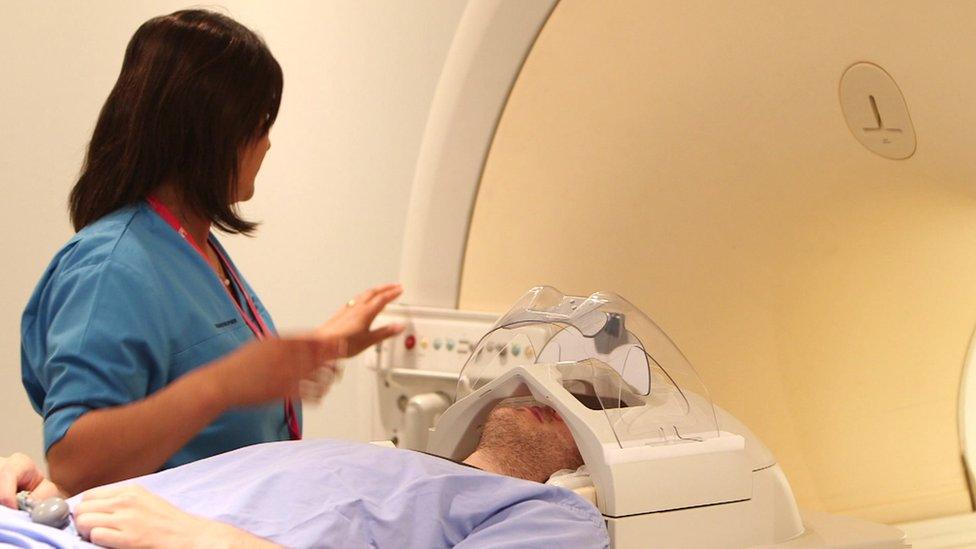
[[307, 0, 976, 546], [425, 286, 904, 546]]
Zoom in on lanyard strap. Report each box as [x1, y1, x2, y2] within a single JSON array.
[[146, 196, 271, 338], [145, 196, 301, 440]]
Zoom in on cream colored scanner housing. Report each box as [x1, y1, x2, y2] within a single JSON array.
[[323, 0, 976, 546]]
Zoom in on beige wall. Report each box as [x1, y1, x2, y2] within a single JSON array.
[[460, 0, 976, 523], [0, 1, 467, 463]]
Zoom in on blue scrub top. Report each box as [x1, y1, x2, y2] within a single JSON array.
[[21, 203, 299, 470]]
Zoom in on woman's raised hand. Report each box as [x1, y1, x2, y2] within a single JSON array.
[[0, 453, 63, 509], [209, 335, 345, 409], [316, 283, 405, 357], [205, 283, 404, 410]]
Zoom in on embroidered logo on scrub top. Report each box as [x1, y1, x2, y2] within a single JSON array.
[[214, 318, 239, 329]]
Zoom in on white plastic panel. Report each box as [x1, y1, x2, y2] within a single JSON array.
[[374, 305, 498, 373], [371, 306, 498, 446], [398, 0, 558, 307], [897, 513, 976, 548]]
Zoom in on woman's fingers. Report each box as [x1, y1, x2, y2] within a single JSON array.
[[358, 287, 402, 327], [82, 484, 137, 501], [88, 525, 127, 548], [355, 284, 391, 306], [313, 283, 402, 359], [352, 288, 374, 305], [75, 511, 119, 538], [354, 283, 400, 309], [76, 494, 130, 515], [365, 324, 406, 347], [366, 283, 400, 297], [0, 457, 24, 508], [365, 285, 402, 310], [0, 453, 43, 509], [75, 485, 144, 536], [29, 480, 62, 502]]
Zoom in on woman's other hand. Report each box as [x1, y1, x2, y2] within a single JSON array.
[[75, 485, 278, 548], [209, 336, 345, 409], [317, 283, 405, 357], [0, 453, 63, 509]]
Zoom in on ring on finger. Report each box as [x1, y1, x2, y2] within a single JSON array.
[[346, 299, 356, 308]]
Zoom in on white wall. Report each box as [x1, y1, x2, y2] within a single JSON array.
[[0, 1, 467, 464]]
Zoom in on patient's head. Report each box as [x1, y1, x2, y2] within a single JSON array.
[[463, 399, 584, 483]]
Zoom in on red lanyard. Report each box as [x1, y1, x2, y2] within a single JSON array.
[[146, 196, 301, 440]]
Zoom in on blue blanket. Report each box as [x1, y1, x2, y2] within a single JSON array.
[[0, 439, 608, 548]]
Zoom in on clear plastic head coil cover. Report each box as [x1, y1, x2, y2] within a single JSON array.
[[457, 286, 719, 446]]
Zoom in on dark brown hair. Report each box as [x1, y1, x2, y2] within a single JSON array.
[[69, 9, 283, 233]]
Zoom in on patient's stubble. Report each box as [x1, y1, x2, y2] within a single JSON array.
[[464, 405, 583, 483]]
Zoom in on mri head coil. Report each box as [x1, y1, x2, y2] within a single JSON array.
[[427, 286, 805, 545]]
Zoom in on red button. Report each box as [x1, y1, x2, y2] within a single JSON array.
[[404, 335, 416, 350]]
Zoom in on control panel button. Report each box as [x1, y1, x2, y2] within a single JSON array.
[[446, 339, 456, 351], [404, 335, 416, 350], [433, 338, 443, 350], [420, 338, 429, 350], [511, 343, 521, 357]]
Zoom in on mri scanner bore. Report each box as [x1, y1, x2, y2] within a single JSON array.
[[402, 1, 976, 542]]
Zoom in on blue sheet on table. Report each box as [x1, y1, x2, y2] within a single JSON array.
[[0, 439, 608, 548]]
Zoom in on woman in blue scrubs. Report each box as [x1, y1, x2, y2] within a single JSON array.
[[19, 10, 403, 496]]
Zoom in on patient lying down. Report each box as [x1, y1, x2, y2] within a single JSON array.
[[0, 401, 607, 548]]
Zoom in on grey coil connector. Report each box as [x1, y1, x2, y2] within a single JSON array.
[[16, 490, 70, 529]]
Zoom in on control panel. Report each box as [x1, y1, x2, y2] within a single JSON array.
[[300, 304, 497, 445], [370, 305, 497, 373], [367, 305, 498, 449]]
